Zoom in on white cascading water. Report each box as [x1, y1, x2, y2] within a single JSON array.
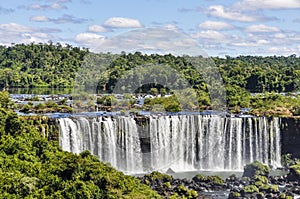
[[58, 115, 281, 174]]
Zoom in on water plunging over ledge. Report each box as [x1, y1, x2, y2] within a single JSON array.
[[58, 114, 281, 174]]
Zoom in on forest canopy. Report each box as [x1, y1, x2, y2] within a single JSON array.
[[0, 43, 299, 93], [1, 43, 300, 115]]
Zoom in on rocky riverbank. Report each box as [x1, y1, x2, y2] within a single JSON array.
[[138, 161, 300, 199]]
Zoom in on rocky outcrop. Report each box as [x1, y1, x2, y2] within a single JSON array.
[[243, 161, 270, 178], [138, 161, 300, 199], [281, 117, 300, 158], [287, 164, 300, 182]]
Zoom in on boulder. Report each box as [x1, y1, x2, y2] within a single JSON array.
[[243, 161, 270, 178], [287, 163, 300, 182], [166, 168, 175, 174]]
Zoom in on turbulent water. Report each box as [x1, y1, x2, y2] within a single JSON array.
[[58, 115, 281, 174]]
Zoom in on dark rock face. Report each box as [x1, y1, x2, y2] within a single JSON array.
[[138, 172, 228, 198], [287, 167, 300, 182], [281, 118, 300, 158], [243, 161, 270, 178], [138, 169, 300, 199], [139, 161, 300, 198], [166, 168, 175, 174]]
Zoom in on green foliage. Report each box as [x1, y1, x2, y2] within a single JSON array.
[[20, 101, 72, 114], [0, 132, 161, 198], [249, 92, 300, 116], [193, 174, 224, 185], [243, 161, 270, 178], [193, 174, 207, 181], [0, 91, 13, 109], [96, 95, 117, 106], [0, 92, 161, 198], [215, 55, 300, 93], [1, 44, 300, 115], [175, 184, 198, 199], [288, 160, 300, 181], [280, 193, 286, 199], [254, 180, 263, 188], [281, 154, 294, 167], [228, 191, 241, 199], [207, 175, 225, 185], [144, 171, 173, 182], [279, 194, 293, 199], [21, 103, 32, 113], [257, 183, 279, 194], [144, 95, 181, 112], [290, 161, 300, 175], [254, 175, 268, 184], [150, 88, 159, 96], [268, 185, 279, 193], [0, 43, 88, 88], [226, 85, 251, 108], [164, 181, 172, 189], [25, 96, 40, 101], [243, 185, 259, 193]]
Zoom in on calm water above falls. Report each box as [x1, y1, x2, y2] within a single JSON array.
[[58, 115, 281, 174]]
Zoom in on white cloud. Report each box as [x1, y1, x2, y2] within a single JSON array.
[[103, 17, 143, 28], [50, 3, 65, 9], [233, 0, 300, 10], [30, 15, 49, 22], [273, 33, 286, 39], [30, 15, 87, 24], [207, 5, 263, 22], [0, 23, 33, 32], [75, 27, 206, 56], [245, 24, 280, 33], [192, 30, 227, 41], [0, 23, 54, 45], [266, 46, 300, 55], [232, 39, 270, 47], [268, 32, 300, 46], [75, 33, 105, 45], [199, 21, 234, 30], [28, 3, 66, 10], [88, 25, 109, 33], [164, 24, 179, 31]]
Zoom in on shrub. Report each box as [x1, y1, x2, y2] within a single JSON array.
[[254, 175, 268, 184], [144, 171, 173, 182], [243, 185, 259, 193], [243, 161, 270, 177], [207, 175, 225, 185]]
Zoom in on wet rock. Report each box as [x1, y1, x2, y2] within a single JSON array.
[[166, 168, 175, 174], [243, 161, 270, 178], [227, 174, 238, 182], [255, 192, 265, 199], [228, 191, 241, 199], [291, 186, 300, 194], [284, 190, 294, 197], [287, 164, 300, 182]]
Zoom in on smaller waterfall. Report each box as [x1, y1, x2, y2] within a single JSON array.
[[58, 116, 143, 173], [58, 115, 281, 174]]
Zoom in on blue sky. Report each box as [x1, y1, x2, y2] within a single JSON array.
[[0, 0, 300, 56]]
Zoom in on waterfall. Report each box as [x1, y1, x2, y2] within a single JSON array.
[[58, 115, 281, 173]]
